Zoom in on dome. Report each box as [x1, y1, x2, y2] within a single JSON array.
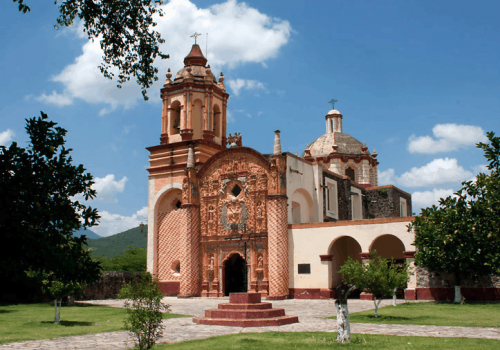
[[174, 44, 217, 83], [327, 109, 341, 115], [305, 132, 369, 157]]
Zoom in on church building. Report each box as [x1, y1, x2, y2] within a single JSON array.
[[146, 43, 419, 300]]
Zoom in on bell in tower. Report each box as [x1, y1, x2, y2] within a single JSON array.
[[159, 34, 229, 146]]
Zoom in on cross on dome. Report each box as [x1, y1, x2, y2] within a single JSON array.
[[190, 32, 202, 44]]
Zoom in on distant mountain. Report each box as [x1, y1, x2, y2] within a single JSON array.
[[74, 228, 102, 240], [86, 225, 148, 259]]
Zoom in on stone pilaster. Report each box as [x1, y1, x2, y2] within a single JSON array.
[[267, 195, 289, 300], [178, 204, 201, 297]]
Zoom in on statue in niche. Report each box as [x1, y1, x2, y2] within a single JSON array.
[[209, 256, 214, 269], [257, 255, 263, 269], [226, 198, 243, 224], [256, 201, 264, 219]]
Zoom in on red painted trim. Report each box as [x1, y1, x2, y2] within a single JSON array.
[[403, 251, 416, 258], [157, 281, 180, 296], [320, 255, 333, 261], [404, 288, 416, 300], [288, 288, 334, 299], [360, 292, 375, 300], [416, 288, 500, 301]]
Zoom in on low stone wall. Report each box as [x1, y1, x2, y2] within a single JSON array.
[[414, 267, 500, 301], [77, 271, 142, 300], [416, 266, 500, 288]]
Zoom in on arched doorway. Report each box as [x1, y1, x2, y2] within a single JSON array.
[[370, 234, 405, 263], [224, 253, 247, 296], [370, 234, 407, 298], [329, 236, 362, 297]]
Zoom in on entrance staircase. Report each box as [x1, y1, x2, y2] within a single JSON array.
[[193, 293, 299, 327]]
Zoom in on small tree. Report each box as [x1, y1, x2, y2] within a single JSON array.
[[118, 273, 170, 350], [26, 270, 84, 323], [339, 251, 411, 318], [409, 131, 500, 303]]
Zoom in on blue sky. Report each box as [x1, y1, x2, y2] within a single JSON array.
[[1, 0, 499, 237]]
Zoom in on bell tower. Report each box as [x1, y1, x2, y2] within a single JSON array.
[[159, 43, 229, 147]]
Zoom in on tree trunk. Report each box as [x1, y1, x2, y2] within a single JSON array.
[[373, 298, 382, 318], [54, 299, 62, 324], [454, 270, 462, 304], [335, 300, 350, 343], [392, 288, 397, 306]]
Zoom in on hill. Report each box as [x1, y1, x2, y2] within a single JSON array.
[[74, 227, 102, 240], [86, 225, 147, 258]]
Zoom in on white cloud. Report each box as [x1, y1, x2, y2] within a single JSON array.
[[408, 124, 487, 154], [92, 206, 148, 237], [412, 188, 456, 212], [0, 129, 15, 146], [36, 0, 291, 111], [398, 158, 472, 187], [227, 79, 265, 97], [378, 168, 395, 185], [93, 174, 128, 202], [36, 91, 73, 107]]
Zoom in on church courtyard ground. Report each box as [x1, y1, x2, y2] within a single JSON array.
[[1, 298, 499, 349]]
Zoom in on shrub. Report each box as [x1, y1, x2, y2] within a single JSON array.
[[117, 272, 170, 349]]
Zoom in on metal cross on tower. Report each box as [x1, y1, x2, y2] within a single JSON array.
[[328, 99, 338, 109], [190, 32, 202, 44]]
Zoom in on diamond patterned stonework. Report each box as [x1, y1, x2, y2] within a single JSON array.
[[157, 210, 182, 282], [179, 205, 201, 297], [267, 195, 289, 299]]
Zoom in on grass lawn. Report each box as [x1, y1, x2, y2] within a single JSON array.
[[151, 332, 500, 350], [0, 302, 190, 344], [328, 302, 500, 327]]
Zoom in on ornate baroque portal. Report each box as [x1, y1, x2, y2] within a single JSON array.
[[198, 150, 272, 297]]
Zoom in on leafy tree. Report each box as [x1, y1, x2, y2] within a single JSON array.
[[12, 0, 169, 100], [339, 251, 411, 318], [408, 131, 500, 303], [95, 246, 147, 272], [0, 112, 101, 302], [118, 272, 170, 350], [26, 269, 84, 323]]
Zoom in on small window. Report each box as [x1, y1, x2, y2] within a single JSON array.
[[231, 184, 242, 197], [346, 167, 356, 181], [298, 264, 311, 274]]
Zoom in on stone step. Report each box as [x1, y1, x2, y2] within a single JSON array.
[[193, 315, 299, 327], [229, 293, 262, 304], [218, 302, 273, 310], [205, 308, 285, 319]]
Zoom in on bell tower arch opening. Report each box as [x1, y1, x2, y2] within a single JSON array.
[[169, 101, 181, 135], [223, 253, 247, 296]]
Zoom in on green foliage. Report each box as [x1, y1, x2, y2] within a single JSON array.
[[378, 188, 388, 197], [0, 112, 101, 301], [408, 131, 500, 285], [95, 246, 147, 272], [26, 270, 83, 301], [339, 252, 411, 300], [13, 0, 168, 100], [87, 224, 147, 258], [118, 273, 170, 350]]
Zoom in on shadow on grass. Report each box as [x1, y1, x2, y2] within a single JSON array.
[[352, 315, 430, 322], [0, 310, 16, 314], [40, 320, 95, 327]]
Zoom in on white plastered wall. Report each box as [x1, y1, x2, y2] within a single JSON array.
[[286, 155, 322, 224], [288, 220, 415, 289]]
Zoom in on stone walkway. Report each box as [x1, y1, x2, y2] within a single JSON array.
[[1, 298, 499, 349]]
